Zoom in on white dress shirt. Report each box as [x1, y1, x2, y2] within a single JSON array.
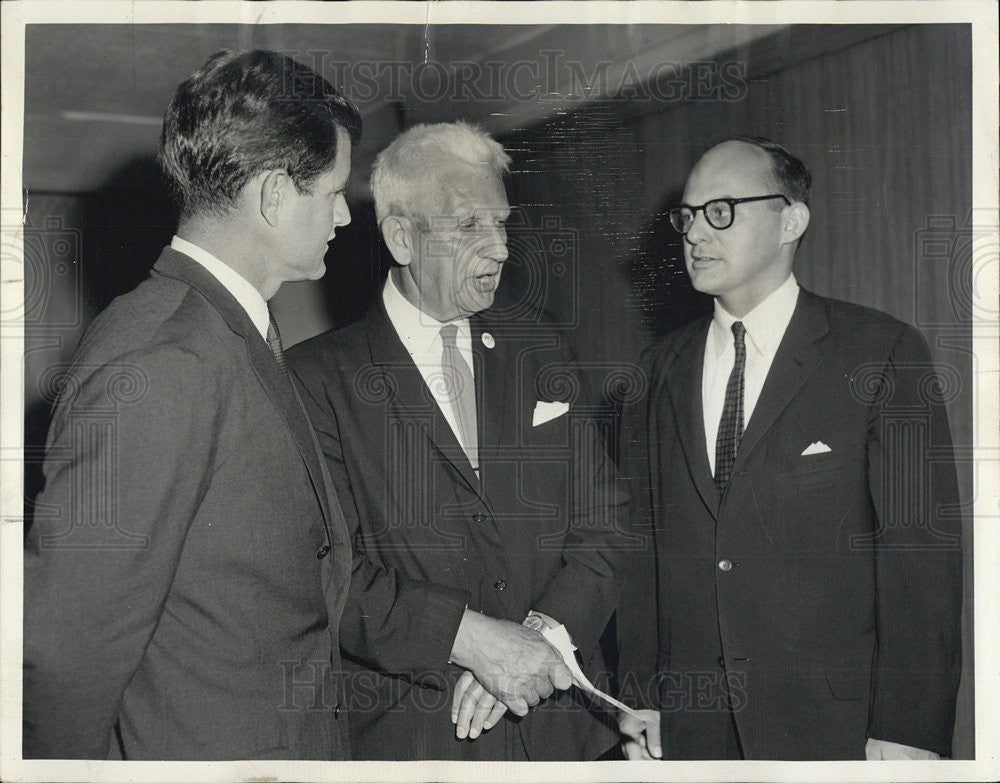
[[382, 274, 476, 454], [703, 273, 800, 475], [171, 235, 269, 340]]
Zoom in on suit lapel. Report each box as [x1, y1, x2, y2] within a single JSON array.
[[246, 332, 337, 534], [664, 317, 719, 518], [152, 248, 335, 539], [364, 299, 486, 502], [734, 289, 829, 468]]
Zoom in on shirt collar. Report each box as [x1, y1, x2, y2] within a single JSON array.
[[382, 272, 471, 355], [171, 235, 269, 339], [709, 273, 800, 358]]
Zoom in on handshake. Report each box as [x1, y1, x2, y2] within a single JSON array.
[[447, 609, 574, 741]]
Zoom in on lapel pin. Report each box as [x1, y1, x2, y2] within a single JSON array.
[[481, 332, 495, 349]]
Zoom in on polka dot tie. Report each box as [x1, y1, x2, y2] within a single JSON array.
[[715, 321, 746, 499], [266, 310, 287, 374]]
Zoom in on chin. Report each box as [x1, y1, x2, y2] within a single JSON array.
[[689, 272, 724, 297], [458, 291, 495, 317]]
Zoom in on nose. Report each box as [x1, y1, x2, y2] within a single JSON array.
[[481, 222, 508, 263], [329, 194, 351, 240], [684, 209, 710, 245]]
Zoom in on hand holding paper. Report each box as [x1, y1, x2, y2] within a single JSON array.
[[540, 624, 643, 719], [449, 610, 572, 717]]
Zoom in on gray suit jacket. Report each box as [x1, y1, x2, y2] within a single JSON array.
[[23, 248, 466, 760]]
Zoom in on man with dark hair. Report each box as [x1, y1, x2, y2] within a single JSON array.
[[157, 49, 364, 218], [23, 50, 570, 761], [617, 137, 962, 760]]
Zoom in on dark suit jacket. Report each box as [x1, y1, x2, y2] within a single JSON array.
[[618, 289, 962, 760], [23, 248, 465, 760], [288, 297, 632, 761]]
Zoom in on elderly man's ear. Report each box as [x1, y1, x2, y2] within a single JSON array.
[[781, 202, 810, 246], [381, 215, 415, 266]]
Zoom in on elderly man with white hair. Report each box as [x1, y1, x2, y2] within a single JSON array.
[[289, 121, 631, 761]]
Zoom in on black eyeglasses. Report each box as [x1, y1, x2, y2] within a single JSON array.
[[669, 194, 791, 234]]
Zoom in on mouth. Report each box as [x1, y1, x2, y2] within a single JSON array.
[[689, 255, 721, 267], [472, 270, 500, 292]]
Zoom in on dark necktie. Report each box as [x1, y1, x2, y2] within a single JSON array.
[[715, 321, 746, 499], [440, 324, 479, 469], [266, 310, 287, 373]]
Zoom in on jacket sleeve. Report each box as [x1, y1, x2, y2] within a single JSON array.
[[23, 345, 219, 759], [289, 355, 469, 677], [528, 345, 636, 663], [610, 344, 663, 710], [865, 325, 963, 756]]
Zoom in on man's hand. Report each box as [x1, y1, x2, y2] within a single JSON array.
[[448, 610, 573, 716], [619, 709, 662, 760], [865, 738, 940, 760], [451, 670, 507, 740]]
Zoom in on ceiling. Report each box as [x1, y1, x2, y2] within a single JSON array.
[[22, 22, 786, 196]]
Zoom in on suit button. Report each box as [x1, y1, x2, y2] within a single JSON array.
[[494, 579, 507, 591], [718, 559, 733, 572], [717, 656, 726, 668], [472, 513, 486, 523], [333, 704, 341, 719]]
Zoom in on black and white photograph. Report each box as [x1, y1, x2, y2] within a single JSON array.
[[1, 1, 997, 781]]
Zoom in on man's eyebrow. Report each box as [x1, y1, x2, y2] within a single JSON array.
[[686, 194, 736, 203]]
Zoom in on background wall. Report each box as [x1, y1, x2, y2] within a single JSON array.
[[20, 22, 974, 757]]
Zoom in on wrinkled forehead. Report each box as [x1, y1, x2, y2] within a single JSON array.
[[684, 142, 773, 203], [434, 163, 509, 216]]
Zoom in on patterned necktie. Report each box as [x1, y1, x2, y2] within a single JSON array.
[[715, 321, 746, 499], [439, 324, 479, 469], [266, 310, 287, 373]]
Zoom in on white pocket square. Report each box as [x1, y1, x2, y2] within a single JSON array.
[[801, 441, 832, 456], [533, 400, 569, 426]]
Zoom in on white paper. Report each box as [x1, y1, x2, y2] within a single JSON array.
[[541, 624, 643, 719], [532, 400, 569, 426]]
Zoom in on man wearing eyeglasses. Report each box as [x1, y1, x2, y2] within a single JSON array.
[[617, 137, 962, 760]]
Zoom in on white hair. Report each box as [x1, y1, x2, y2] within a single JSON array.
[[371, 121, 511, 226]]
